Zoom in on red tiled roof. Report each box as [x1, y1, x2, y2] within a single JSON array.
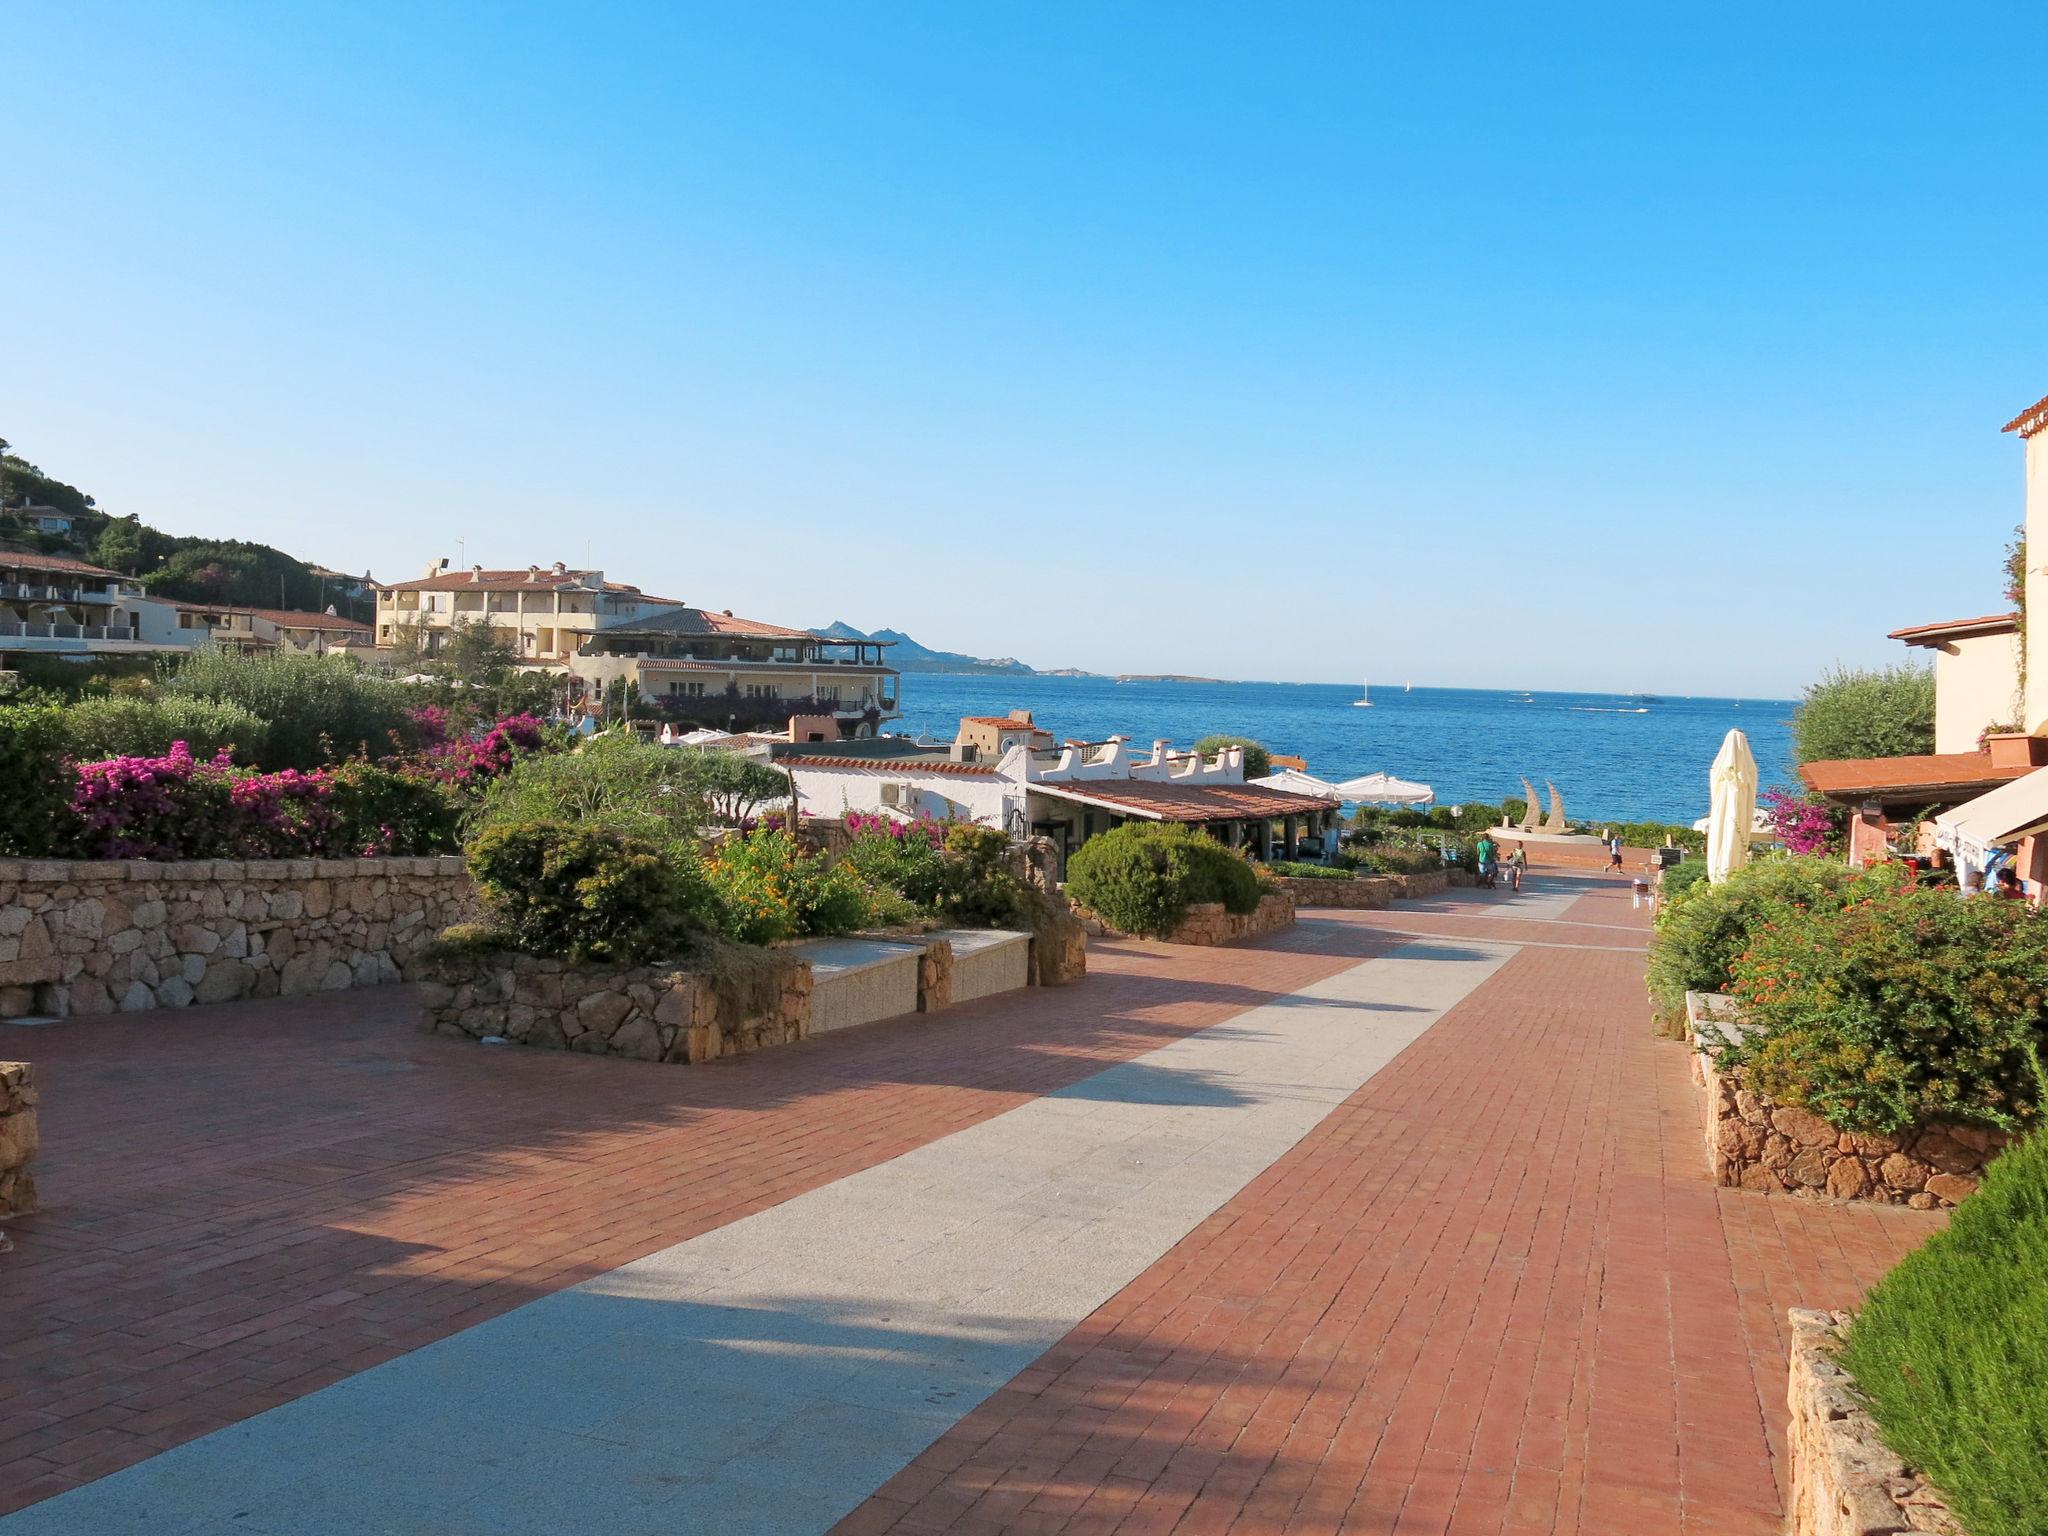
[[1888, 613, 2020, 645], [1032, 778, 1340, 822], [185, 605, 368, 631], [2002, 392, 2048, 439], [0, 548, 123, 580], [598, 606, 821, 642], [379, 568, 680, 598], [782, 755, 998, 778], [1800, 751, 2032, 802], [961, 715, 1047, 730]]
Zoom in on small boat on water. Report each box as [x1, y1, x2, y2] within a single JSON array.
[[1352, 678, 1373, 708]]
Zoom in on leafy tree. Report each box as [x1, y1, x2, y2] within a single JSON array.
[[0, 444, 96, 517], [163, 647, 413, 770], [1791, 664, 1936, 765], [434, 617, 518, 683], [1193, 734, 1272, 778]]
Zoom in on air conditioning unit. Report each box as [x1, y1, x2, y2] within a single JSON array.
[[879, 783, 904, 807]]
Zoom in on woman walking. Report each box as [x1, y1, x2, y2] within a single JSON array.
[[1508, 842, 1527, 892]]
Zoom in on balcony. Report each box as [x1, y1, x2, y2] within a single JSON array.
[[0, 582, 119, 606], [0, 622, 154, 649]]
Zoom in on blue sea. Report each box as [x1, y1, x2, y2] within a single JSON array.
[[891, 675, 1796, 826]]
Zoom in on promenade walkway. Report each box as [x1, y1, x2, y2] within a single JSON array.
[[0, 873, 1938, 1534]]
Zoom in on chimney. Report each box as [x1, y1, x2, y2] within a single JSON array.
[[1152, 739, 1171, 766], [527, 565, 542, 582], [469, 564, 484, 583], [1008, 709, 1033, 724], [424, 558, 446, 579], [552, 561, 566, 576]]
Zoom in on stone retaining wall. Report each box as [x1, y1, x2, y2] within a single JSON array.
[[1167, 890, 1296, 945], [1786, 1309, 1962, 1536], [418, 948, 812, 1064], [0, 857, 476, 1020], [0, 1062, 36, 1217], [1271, 875, 1397, 910], [1391, 869, 1451, 898], [1687, 993, 2005, 1209]]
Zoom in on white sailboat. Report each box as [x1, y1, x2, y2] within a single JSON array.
[[1353, 678, 1373, 708]]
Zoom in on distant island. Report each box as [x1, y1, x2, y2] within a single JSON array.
[[809, 625, 1227, 683], [812, 621, 1089, 676]]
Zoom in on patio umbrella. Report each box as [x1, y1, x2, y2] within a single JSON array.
[[1705, 729, 1758, 884], [1251, 768, 1346, 798], [1332, 772, 1434, 806]]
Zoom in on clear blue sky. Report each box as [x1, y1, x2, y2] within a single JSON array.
[[4, 4, 2043, 695]]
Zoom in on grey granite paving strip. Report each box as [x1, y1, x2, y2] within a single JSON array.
[[1, 937, 1514, 1536]]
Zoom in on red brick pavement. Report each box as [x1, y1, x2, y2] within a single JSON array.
[[0, 921, 1391, 1514], [0, 879, 1939, 1530], [831, 882, 1939, 1536]]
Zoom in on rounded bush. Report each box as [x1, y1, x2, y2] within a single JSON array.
[[1065, 824, 1259, 938], [468, 819, 695, 964]]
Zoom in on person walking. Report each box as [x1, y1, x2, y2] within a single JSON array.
[[1508, 842, 1527, 892], [1607, 832, 1624, 873], [1475, 831, 1497, 888]]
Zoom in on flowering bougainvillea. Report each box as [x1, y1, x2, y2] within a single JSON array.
[[842, 811, 947, 848], [71, 742, 339, 859], [1760, 786, 1839, 857], [415, 713, 549, 790]]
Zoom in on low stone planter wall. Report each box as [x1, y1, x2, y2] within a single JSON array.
[[1169, 890, 1295, 945], [418, 948, 812, 1063], [1787, 1309, 1961, 1536], [1271, 875, 1395, 910], [0, 1062, 37, 1217], [1391, 869, 1451, 898], [1028, 909, 1088, 986], [1072, 890, 1296, 946], [937, 929, 1032, 1005], [1686, 992, 2006, 1208], [0, 856, 476, 1020]]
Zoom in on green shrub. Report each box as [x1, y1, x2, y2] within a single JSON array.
[[468, 820, 695, 964], [1267, 860, 1352, 880], [1644, 854, 1857, 1015], [841, 827, 949, 907], [1350, 843, 1441, 876], [1658, 859, 1709, 902], [1793, 662, 1936, 765], [1839, 1100, 2048, 1536], [472, 734, 705, 853], [936, 823, 1032, 927], [0, 703, 77, 855], [1065, 824, 1259, 937], [1729, 866, 2048, 1132], [61, 693, 270, 764], [164, 648, 412, 770], [325, 762, 461, 855], [1192, 734, 1271, 778], [701, 829, 869, 945]]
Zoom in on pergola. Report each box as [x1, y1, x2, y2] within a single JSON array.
[[1026, 778, 1343, 861]]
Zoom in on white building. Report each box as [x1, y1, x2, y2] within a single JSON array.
[[372, 561, 686, 661], [778, 718, 1341, 867], [0, 550, 172, 661]]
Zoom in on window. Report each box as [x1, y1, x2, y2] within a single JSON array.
[[745, 683, 779, 699], [666, 680, 706, 698]]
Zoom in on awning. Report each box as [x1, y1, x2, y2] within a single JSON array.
[[1251, 768, 1346, 798], [1934, 765, 2048, 853], [1331, 772, 1433, 806]]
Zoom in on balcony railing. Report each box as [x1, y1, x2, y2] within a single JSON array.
[[0, 621, 135, 641], [0, 582, 118, 605]]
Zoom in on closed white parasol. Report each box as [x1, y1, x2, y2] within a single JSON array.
[[1706, 729, 1758, 884]]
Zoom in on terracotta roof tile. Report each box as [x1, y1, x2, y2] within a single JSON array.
[[0, 549, 124, 580], [1032, 779, 1340, 822], [379, 568, 682, 598], [1800, 750, 2032, 801], [597, 607, 824, 642], [783, 755, 998, 778], [2002, 392, 2048, 439], [1888, 613, 2020, 645]]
